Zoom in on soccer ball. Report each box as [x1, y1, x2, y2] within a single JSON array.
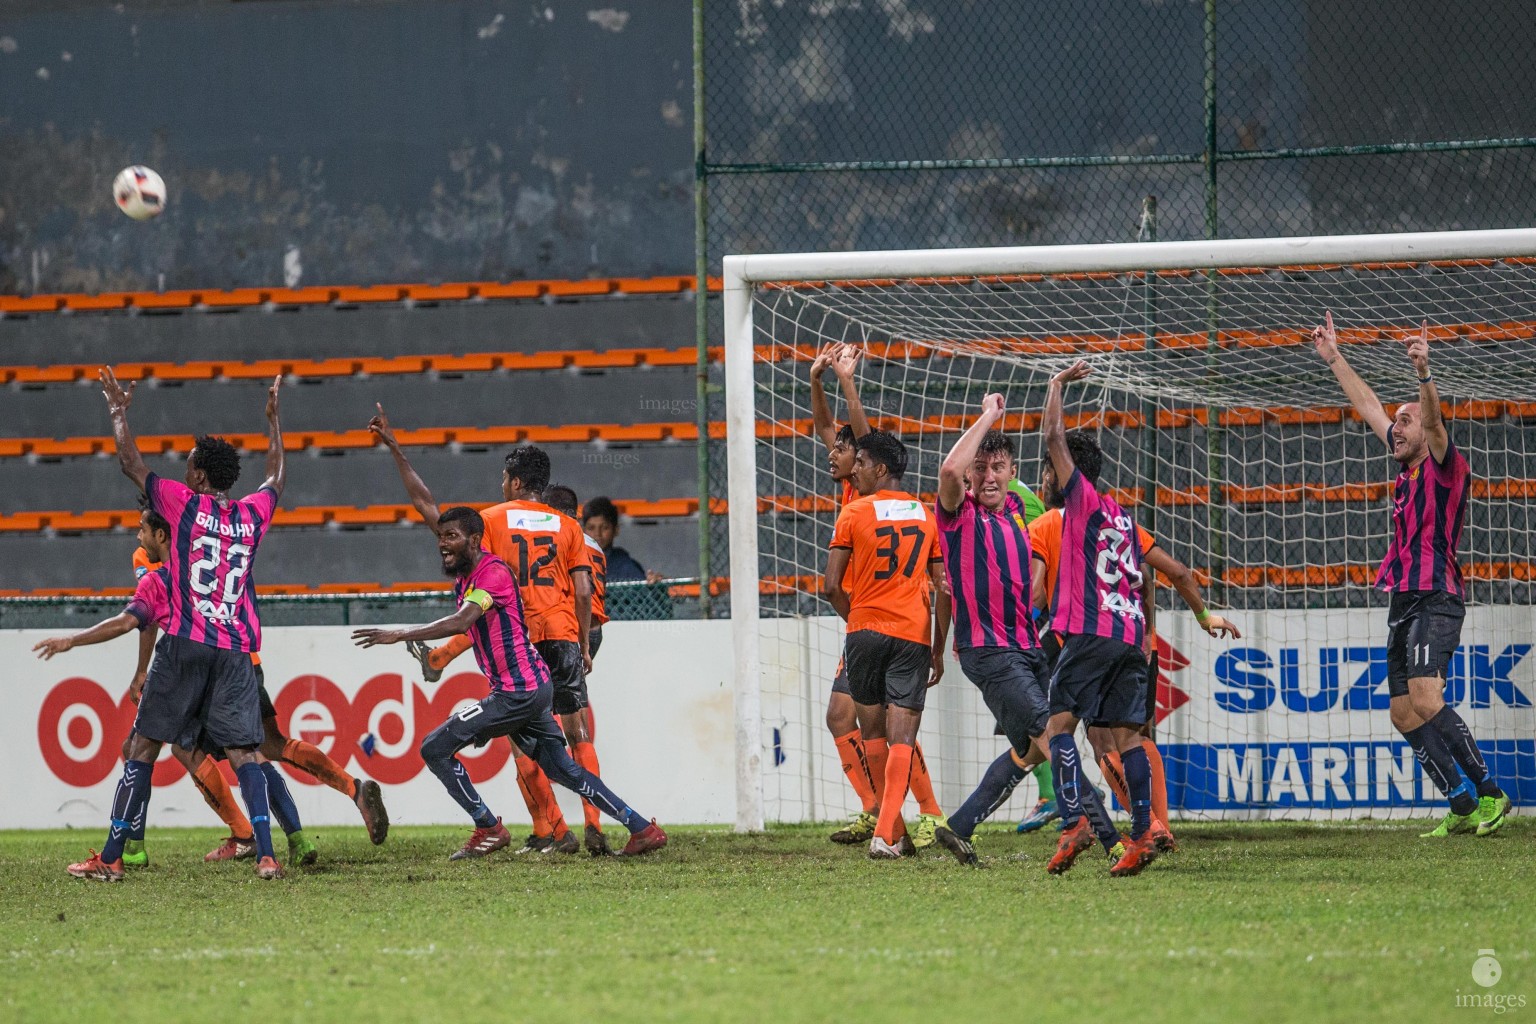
[[113, 166, 167, 221]]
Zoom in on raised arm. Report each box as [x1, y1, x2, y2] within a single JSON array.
[[351, 600, 483, 648], [1405, 320, 1448, 463], [831, 343, 871, 441], [1312, 310, 1392, 446], [1043, 360, 1093, 488], [1142, 545, 1240, 639], [369, 403, 440, 531], [33, 611, 141, 660], [99, 367, 149, 493], [939, 392, 1004, 513], [260, 375, 286, 498], [809, 343, 840, 449]]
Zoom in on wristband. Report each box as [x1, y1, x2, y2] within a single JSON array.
[[1418, 374, 1433, 384], [1196, 608, 1212, 626]]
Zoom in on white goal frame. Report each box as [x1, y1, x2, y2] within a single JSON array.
[[723, 227, 1536, 832]]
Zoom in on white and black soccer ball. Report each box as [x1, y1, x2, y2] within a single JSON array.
[[113, 165, 167, 221]]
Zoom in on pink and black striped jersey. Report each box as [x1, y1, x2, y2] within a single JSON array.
[[146, 473, 276, 653], [456, 553, 552, 693], [935, 491, 1039, 652], [1376, 439, 1470, 597], [1050, 469, 1146, 647], [124, 566, 172, 632]]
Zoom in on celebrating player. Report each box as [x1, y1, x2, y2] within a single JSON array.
[[371, 409, 615, 855], [927, 395, 1053, 866], [1029, 433, 1239, 851], [64, 371, 289, 881], [351, 507, 667, 860], [810, 343, 947, 848], [823, 430, 950, 859], [1038, 361, 1163, 877], [1313, 311, 1509, 837]]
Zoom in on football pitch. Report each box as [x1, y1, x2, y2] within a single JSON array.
[[2, 821, 1529, 1023]]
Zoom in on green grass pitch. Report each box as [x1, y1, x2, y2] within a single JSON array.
[[2, 821, 1530, 1023]]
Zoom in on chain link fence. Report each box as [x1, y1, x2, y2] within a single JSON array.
[[695, 0, 1536, 590]]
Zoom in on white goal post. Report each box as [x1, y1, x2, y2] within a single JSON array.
[[725, 227, 1536, 833]]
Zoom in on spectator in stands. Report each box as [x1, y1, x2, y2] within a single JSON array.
[[582, 496, 663, 583]]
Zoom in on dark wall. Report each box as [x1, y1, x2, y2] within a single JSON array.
[[0, 1, 694, 292]]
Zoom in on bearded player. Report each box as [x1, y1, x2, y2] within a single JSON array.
[[1313, 311, 1509, 837]]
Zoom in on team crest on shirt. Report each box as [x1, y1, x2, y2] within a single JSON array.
[[873, 499, 926, 522], [505, 510, 561, 533]]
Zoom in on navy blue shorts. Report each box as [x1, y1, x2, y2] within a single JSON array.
[[432, 684, 569, 761], [537, 639, 589, 715], [1386, 590, 1464, 698], [136, 633, 265, 751], [1048, 634, 1149, 727], [958, 646, 1049, 752]]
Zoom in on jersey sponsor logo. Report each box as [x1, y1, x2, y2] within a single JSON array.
[[1212, 644, 1533, 713], [504, 510, 561, 533], [873, 499, 926, 522]]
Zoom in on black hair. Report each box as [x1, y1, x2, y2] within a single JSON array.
[[1065, 430, 1103, 485], [544, 484, 578, 517], [136, 494, 171, 539], [438, 506, 485, 539], [976, 430, 1015, 461], [833, 423, 856, 447], [503, 445, 551, 495], [191, 434, 241, 492], [854, 430, 908, 481], [582, 495, 620, 527]]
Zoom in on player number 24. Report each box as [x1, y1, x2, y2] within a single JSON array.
[[873, 524, 925, 581]]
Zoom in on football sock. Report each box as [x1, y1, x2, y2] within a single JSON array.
[[1404, 723, 1478, 816], [1079, 780, 1121, 852], [1032, 760, 1056, 802], [192, 756, 254, 840], [875, 743, 914, 844], [864, 736, 890, 806], [281, 738, 357, 798], [1121, 744, 1152, 840], [908, 743, 942, 816], [833, 730, 878, 813], [421, 727, 498, 828], [259, 762, 302, 836], [234, 761, 277, 861], [101, 759, 153, 864], [572, 741, 605, 831], [534, 746, 645, 833], [1049, 734, 1083, 826], [1098, 750, 1132, 811], [427, 633, 474, 673], [1143, 738, 1171, 826], [1428, 706, 1503, 799], [950, 750, 1027, 840]]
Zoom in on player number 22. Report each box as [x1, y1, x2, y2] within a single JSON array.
[[873, 524, 925, 581], [188, 536, 253, 604]]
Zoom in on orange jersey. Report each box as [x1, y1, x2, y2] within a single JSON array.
[[585, 532, 609, 626], [134, 547, 261, 665], [840, 479, 855, 506], [830, 489, 942, 646], [1029, 506, 1155, 611], [478, 500, 592, 643]]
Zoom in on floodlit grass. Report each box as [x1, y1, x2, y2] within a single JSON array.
[[1, 821, 1530, 1023]]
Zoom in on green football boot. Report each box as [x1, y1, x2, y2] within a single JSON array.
[[121, 839, 149, 868], [829, 811, 877, 845], [912, 813, 946, 850], [1420, 810, 1478, 838], [1475, 793, 1512, 837], [287, 829, 318, 866]]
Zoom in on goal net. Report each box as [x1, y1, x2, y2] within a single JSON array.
[[723, 229, 1536, 830]]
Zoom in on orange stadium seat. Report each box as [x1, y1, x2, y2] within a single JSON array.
[[200, 288, 270, 308]]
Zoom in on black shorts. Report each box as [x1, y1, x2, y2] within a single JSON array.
[[843, 630, 930, 712], [536, 639, 589, 715], [135, 633, 265, 751], [1048, 634, 1150, 727], [589, 625, 604, 661], [958, 646, 1049, 753], [831, 655, 851, 697], [1386, 590, 1465, 698], [1092, 648, 1160, 731], [430, 684, 568, 762]]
